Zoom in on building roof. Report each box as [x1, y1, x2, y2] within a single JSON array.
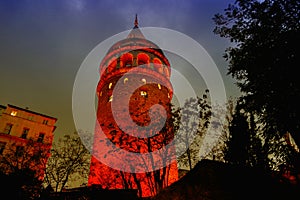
[[126, 14, 145, 39], [6, 104, 57, 120], [0, 105, 6, 109]]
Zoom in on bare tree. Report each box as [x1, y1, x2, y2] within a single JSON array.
[[44, 132, 91, 192], [90, 100, 178, 197], [174, 92, 211, 170]]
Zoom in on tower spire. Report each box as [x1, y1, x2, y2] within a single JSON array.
[[134, 14, 138, 28]]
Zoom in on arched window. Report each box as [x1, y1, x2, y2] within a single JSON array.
[[153, 58, 163, 74], [164, 66, 170, 77], [121, 53, 133, 67], [107, 58, 117, 72], [137, 53, 150, 67]]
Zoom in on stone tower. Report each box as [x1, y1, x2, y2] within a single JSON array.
[[88, 15, 178, 197]]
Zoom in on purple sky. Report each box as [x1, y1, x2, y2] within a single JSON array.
[[0, 0, 240, 140]]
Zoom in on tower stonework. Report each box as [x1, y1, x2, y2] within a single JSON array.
[[88, 16, 178, 197]]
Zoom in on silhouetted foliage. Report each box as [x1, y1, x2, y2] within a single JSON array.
[[89, 99, 177, 197], [224, 100, 252, 166], [0, 140, 48, 199], [0, 169, 43, 199], [152, 159, 300, 200], [174, 92, 211, 170], [213, 0, 300, 147], [43, 132, 91, 192]]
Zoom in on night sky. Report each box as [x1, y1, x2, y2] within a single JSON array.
[[0, 0, 240, 141]]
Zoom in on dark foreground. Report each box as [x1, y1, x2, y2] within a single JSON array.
[[151, 159, 299, 200]]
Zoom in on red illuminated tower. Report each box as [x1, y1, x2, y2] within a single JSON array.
[[88, 15, 178, 197]]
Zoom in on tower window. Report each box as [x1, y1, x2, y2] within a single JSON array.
[[158, 84, 161, 89], [124, 78, 128, 84], [121, 53, 133, 67], [37, 133, 45, 143], [109, 82, 113, 89], [141, 78, 146, 84], [153, 58, 162, 73], [164, 66, 170, 77], [21, 128, 29, 139], [43, 119, 48, 125], [137, 53, 150, 67], [4, 123, 13, 134], [138, 60, 146, 66], [140, 91, 148, 97], [125, 62, 132, 67], [109, 95, 113, 102]]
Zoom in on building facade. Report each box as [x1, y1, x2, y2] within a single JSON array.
[[0, 104, 57, 180], [88, 16, 178, 197]]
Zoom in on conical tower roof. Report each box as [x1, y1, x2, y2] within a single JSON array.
[[126, 14, 145, 39]]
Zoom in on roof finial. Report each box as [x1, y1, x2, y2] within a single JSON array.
[[134, 14, 138, 28]]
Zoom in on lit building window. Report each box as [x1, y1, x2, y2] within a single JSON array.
[[10, 111, 17, 116], [168, 93, 170, 99], [109, 82, 113, 89], [140, 91, 147, 97], [158, 84, 161, 89], [124, 78, 128, 84], [100, 91, 102, 96], [37, 133, 45, 143], [109, 95, 113, 102], [21, 128, 29, 139], [141, 78, 146, 84], [4, 123, 13, 134]]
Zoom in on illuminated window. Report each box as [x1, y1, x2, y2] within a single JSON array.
[[100, 91, 102, 96], [138, 60, 146, 67], [168, 93, 170, 99], [137, 53, 149, 67], [140, 91, 147, 97], [21, 128, 29, 139], [141, 78, 146, 84], [124, 78, 128, 84], [158, 84, 161, 89], [37, 133, 45, 143], [4, 123, 13, 134], [10, 111, 17, 116], [109, 95, 113, 102], [121, 53, 133, 68], [43, 119, 48, 125], [0, 142, 6, 154], [109, 82, 113, 89], [164, 66, 170, 77]]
